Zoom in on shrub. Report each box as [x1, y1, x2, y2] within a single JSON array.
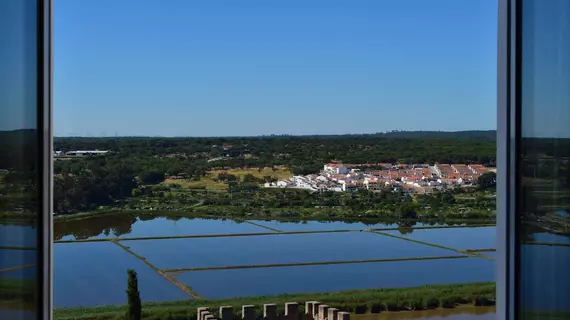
[[408, 298, 424, 311], [439, 296, 456, 308], [367, 302, 385, 313], [423, 296, 439, 309], [354, 304, 368, 314], [383, 299, 402, 311]]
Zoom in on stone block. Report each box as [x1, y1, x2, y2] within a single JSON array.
[[327, 308, 339, 320], [337, 312, 350, 320], [263, 304, 277, 320], [242, 305, 256, 320], [311, 302, 321, 318], [285, 302, 299, 320], [219, 306, 233, 320], [317, 305, 329, 320], [305, 301, 315, 315], [197, 307, 210, 320]]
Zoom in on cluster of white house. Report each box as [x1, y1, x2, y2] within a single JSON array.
[[53, 150, 110, 157], [264, 162, 493, 193]]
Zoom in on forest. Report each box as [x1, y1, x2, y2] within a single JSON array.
[[1, 130, 499, 216]]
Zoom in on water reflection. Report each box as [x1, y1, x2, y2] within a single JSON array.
[[53, 213, 492, 240]]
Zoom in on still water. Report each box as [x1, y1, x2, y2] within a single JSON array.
[[125, 232, 461, 270], [173, 257, 494, 299], [5, 214, 498, 312]]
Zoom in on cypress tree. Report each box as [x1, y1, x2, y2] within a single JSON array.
[[126, 269, 142, 320]]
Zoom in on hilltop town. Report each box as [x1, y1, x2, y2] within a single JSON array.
[[265, 162, 495, 194]]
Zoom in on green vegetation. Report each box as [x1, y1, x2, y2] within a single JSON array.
[[0, 278, 35, 303], [53, 282, 495, 320], [115, 185, 496, 221], [126, 270, 142, 320], [47, 134, 496, 215]]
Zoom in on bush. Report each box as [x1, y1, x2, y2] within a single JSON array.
[[439, 296, 456, 308], [423, 296, 439, 309], [367, 302, 385, 313], [473, 295, 494, 306], [383, 299, 402, 311], [354, 304, 368, 314], [407, 298, 424, 310]]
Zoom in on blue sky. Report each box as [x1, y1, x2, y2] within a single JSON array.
[[53, 0, 497, 137]]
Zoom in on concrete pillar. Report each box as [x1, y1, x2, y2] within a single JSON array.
[[219, 306, 233, 320], [318, 305, 329, 320], [305, 301, 315, 316], [242, 305, 256, 320], [285, 302, 299, 320], [263, 304, 277, 320], [327, 308, 339, 320], [197, 308, 210, 320], [312, 302, 321, 319], [337, 312, 350, 320]]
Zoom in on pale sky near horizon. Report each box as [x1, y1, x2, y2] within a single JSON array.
[[51, 0, 497, 137]]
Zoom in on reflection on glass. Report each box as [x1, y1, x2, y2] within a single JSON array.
[[0, 0, 38, 319], [520, 0, 570, 317]]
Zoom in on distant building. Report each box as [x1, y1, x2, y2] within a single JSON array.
[[65, 150, 109, 157]]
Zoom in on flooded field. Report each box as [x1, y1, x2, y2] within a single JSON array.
[[125, 231, 461, 270], [174, 257, 494, 299], [3, 213, 498, 314]]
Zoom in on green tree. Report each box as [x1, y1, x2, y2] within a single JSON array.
[[477, 172, 496, 191], [126, 269, 142, 320]]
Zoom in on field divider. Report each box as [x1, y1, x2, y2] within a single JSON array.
[[162, 254, 470, 274], [242, 220, 283, 232], [0, 264, 35, 273], [110, 240, 203, 300], [369, 224, 496, 232], [370, 231, 469, 254], [0, 246, 36, 251], [463, 248, 496, 252]]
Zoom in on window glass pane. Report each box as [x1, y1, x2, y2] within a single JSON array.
[[520, 0, 570, 318], [0, 0, 39, 319]]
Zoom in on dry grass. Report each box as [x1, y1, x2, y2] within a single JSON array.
[[211, 167, 292, 180], [163, 167, 292, 191]]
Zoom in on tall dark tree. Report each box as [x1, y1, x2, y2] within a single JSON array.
[[126, 269, 142, 320]]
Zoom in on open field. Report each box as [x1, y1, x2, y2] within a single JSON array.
[[163, 167, 292, 191]]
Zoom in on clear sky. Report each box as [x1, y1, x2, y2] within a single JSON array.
[[53, 0, 498, 137]]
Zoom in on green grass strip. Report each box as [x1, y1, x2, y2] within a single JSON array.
[[0, 264, 35, 273], [163, 255, 469, 273], [522, 241, 570, 247], [53, 281, 496, 320], [0, 246, 36, 251]]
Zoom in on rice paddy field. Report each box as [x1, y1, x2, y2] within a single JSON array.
[[2, 214, 500, 315]]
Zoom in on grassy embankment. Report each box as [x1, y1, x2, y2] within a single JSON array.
[[53, 282, 496, 320]]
